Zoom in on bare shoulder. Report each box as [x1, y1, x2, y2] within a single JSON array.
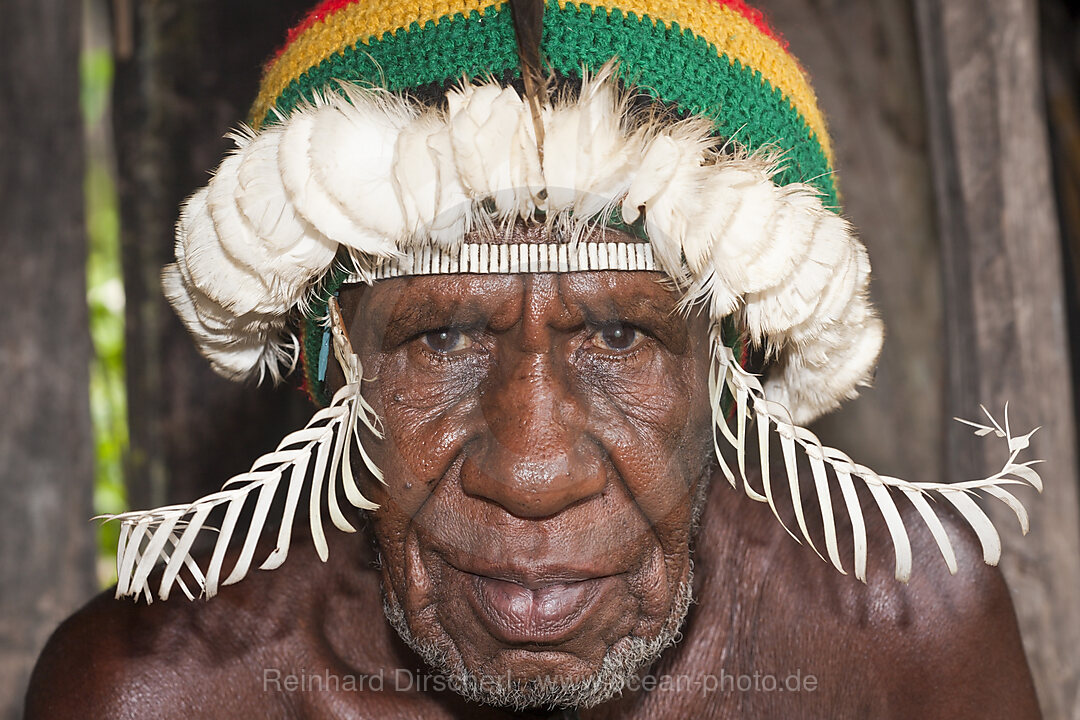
[[772, 492, 1041, 718], [25, 538, 344, 720], [27, 586, 218, 719], [853, 507, 1040, 718], [693, 473, 1040, 719]]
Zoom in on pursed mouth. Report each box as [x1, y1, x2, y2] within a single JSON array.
[[463, 570, 616, 645]]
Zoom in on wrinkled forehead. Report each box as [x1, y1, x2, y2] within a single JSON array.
[[337, 223, 696, 342], [339, 269, 695, 351]]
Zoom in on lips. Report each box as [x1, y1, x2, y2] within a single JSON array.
[[466, 572, 614, 645]]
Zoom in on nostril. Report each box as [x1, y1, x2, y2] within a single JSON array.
[[458, 445, 607, 519]]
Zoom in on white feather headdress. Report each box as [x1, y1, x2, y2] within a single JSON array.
[[108, 70, 1043, 601], [167, 71, 880, 424]]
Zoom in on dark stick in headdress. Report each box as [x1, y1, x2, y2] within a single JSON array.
[[509, 0, 548, 166]]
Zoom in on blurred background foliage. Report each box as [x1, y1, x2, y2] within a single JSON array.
[[81, 11, 127, 587]]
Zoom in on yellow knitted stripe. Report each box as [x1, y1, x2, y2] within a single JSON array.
[[252, 0, 506, 126]]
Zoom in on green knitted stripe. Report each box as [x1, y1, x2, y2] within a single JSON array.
[[269, 7, 519, 124], [263, 3, 837, 205], [544, 5, 836, 204]]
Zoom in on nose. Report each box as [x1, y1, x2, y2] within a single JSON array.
[[460, 346, 607, 518]]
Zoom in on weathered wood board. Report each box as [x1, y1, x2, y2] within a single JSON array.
[[0, 1, 96, 718]]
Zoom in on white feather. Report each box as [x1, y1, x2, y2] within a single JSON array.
[[545, 77, 637, 218], [235, 129, 310, 250], [620, 134, 685, 225], [635, 132, 713, 279], [394, 114, 452, 236], [736, 185, 820, 295], [447, 84, 519, 201], [424, 125, 474, 248], [278, 98, 403, 257], [507, 104, 546, 217], [784, 237, 868, 346], [741, 202, 854, 344], [177, 186, 273, 315], [706, 166, 791, 293], [161, 264, 289, 382], [765, 315, 884, 425], [233, 131, 339, 294]]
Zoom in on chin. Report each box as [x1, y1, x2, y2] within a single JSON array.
[[380, 552, 695, 710]]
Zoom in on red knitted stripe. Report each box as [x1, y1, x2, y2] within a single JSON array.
[[272, 0, 359, 62], [271, 0, 786, 63], [708, 0, 787, 49]]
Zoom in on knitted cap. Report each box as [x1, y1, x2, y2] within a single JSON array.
[[254, 0, 836, 203]]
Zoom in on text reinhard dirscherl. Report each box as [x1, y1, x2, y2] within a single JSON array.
[[262, 667, 819, 696]]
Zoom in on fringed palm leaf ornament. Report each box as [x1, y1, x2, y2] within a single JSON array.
[[709, 337, 1043, 583], [107, 298, 383, 602]]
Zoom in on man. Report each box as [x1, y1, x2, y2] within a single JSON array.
[[28, 0, 1042, 717]]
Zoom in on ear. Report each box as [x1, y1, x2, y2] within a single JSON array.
[[327, 284, 372, 392]]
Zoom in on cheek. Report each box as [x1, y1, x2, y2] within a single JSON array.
[[578, 350, 713, 534], [358, 349, 485, 520]]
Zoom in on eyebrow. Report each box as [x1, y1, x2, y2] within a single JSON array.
[[377, 278, 509, 348], [381, 300, 436, 348], [564, 273, 676, 315], [381, 294, 468, 349], [371, 271, 688, 350], [562, 274, 690, 351]]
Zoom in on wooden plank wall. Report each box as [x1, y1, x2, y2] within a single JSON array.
[[914, 1, 1080, 716], [759, 0, 1080, 715], [113, 0, 314, 512], [0, 1, 97, 718]]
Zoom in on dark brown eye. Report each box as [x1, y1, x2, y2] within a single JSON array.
[[592, 324, 642, 353], [421, 328, 472, 353]]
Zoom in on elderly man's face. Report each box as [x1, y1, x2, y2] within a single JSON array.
[[338, 230, 716, 708]]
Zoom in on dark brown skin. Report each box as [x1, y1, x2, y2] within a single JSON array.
[[27, 230, 1041, 718]]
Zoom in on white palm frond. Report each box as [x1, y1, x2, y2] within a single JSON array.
[[103, 299, 382, 602], [709, 341, 1043, 583]]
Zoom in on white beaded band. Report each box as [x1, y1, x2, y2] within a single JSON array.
[[350, 241, 656, 282]]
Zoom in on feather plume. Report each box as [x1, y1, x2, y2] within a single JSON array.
[[764, 313, 884, 425], [392, 114, 469, 242], [509, 0, 548, 166], [446, 85, 525, 216], [709, 339, 1043, 583], [544, 68, 638, 219], [178, 186, 275, 316], [210, 144, 338, 311], [277, 91, 408, 258], [161, 264, 293, 383], [232, 130, 339, 295]]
